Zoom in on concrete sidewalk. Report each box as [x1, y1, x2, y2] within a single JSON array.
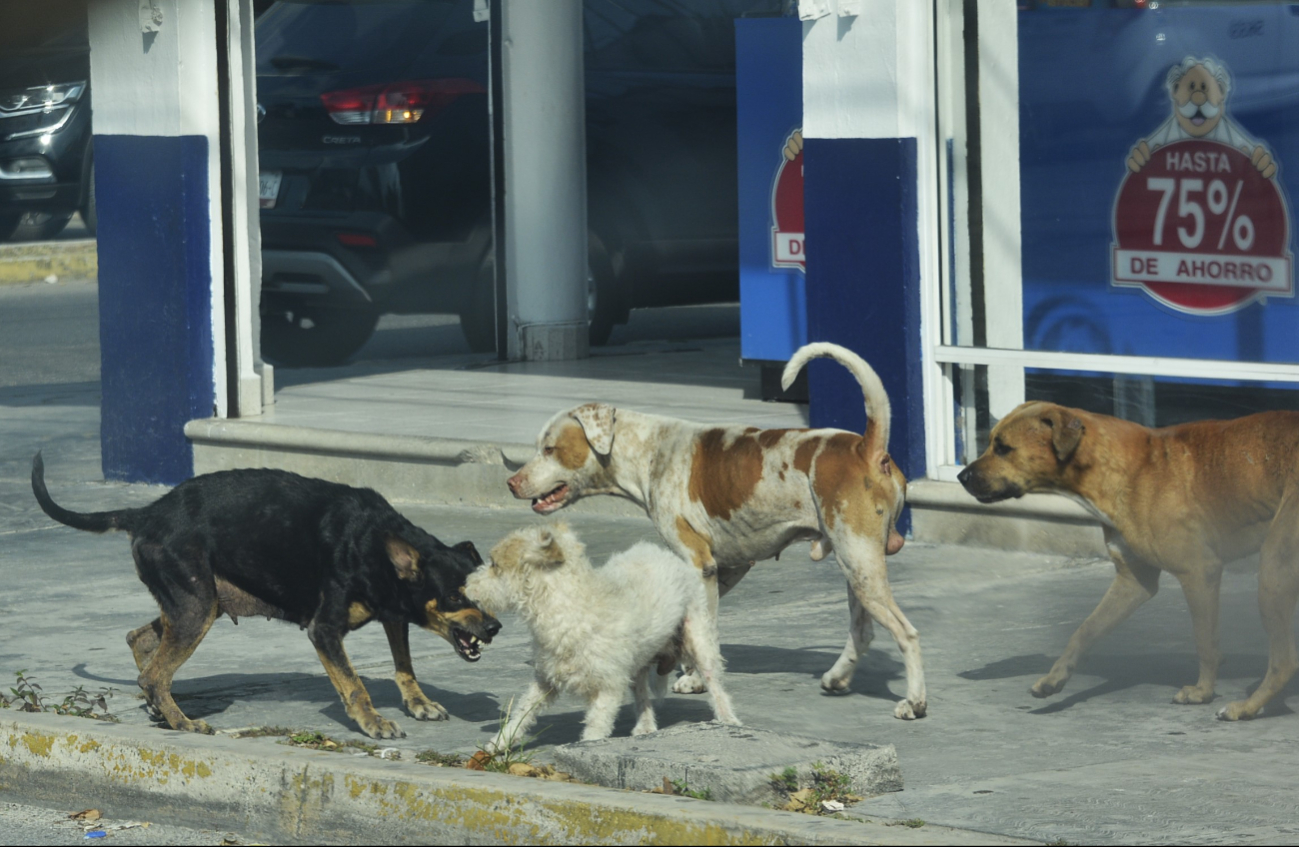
[[5, 382, 1299, 844]]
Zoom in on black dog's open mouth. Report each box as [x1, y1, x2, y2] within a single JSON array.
[[452, 627, 488, 662], [531, 483, 569, 514]]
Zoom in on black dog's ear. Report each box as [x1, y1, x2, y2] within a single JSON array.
[[385, 536, 421, 581], [455, 540, 483, 566]]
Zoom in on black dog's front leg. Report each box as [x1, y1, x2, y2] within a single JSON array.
[[383, 621, 449, 721], [308, 617, 404, 739]]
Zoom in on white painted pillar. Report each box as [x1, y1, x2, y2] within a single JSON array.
[[500, 0, 588, 361]]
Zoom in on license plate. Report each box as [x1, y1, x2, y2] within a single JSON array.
[[259, 170, 283, 209]]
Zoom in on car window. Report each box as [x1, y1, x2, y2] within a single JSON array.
[[256, 0, 458, 76], [584, 0, 784, 73]]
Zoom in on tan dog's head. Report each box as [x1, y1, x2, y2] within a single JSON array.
[[957, 402, 1086, 503], [506, 403, 618, 514]]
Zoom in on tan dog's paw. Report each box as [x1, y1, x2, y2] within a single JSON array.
[[1172, 685, 1215, 705], [1216, 700, 1257, 722], [672, 672, 707, 694], [359, 714, 406, 739], [407, 697, 450, 721], [893, 699, 926, 720], [177, 718, 214, 735], [1030, 675, 1066, 698]]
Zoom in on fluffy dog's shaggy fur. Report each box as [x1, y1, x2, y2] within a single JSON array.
[[465, 524, 740, 749]]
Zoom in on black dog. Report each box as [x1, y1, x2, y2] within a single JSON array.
[[31, 453, 500, 739]]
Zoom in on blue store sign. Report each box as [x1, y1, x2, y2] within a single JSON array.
[[1019, 6, 1299, 366]]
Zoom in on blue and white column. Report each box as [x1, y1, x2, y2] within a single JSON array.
[[798, 0, 941, 509], [89, 0, 263, 484]]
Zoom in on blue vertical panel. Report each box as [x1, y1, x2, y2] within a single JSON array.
[[96, 135, 213, 485], [736, 16, 806, 362], [803, 137, 924, 521]]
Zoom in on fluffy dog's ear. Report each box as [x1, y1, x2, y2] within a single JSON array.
[[1042, 410, 1084, 463], [532, 529, 566, 567], [385, 536, 421, 581], [570, 403, 616, 456]]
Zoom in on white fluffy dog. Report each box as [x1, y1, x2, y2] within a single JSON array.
[[465, 524, 740, 750]]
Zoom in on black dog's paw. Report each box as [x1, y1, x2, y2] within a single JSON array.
[[360, 714, 406, 740], [407, 698, 450, 722]]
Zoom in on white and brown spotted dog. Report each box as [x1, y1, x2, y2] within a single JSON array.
[[960, 402, 1299, 721], [505, 342, 925, 719]]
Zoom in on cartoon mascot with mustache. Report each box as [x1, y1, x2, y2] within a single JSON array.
[[1127, 56, 1277, 180]]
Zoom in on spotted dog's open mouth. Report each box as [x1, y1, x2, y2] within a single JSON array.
[[531, 483, 570, 514], [452, 627, 488, 662]]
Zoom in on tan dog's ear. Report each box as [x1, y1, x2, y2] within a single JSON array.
[[1042, 409, 1084, 463], [386, 536, 421, 581], [570, 403, 616, 456]]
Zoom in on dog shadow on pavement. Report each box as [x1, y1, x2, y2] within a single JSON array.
[[70, 663, 503, 729], [958, 651, 1296, 717]]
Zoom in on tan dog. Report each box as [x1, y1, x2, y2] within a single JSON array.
[[505, 342, 925, 719], [959, 402, 1299, 720]]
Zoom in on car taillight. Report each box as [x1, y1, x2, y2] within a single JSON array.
[[336, 232, 378, 247], [320, 78, 485, 126]]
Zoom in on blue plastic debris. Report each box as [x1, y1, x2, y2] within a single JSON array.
[[85, 832, 106, 840]]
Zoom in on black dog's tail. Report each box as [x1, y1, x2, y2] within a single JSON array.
[[31, 452, 136, 533]]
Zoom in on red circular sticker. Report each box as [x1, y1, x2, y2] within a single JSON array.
[[1111, 139, 1292, 315], [771, 147, 804, 270]]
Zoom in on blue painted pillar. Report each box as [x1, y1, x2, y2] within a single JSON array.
[[89, 0, 224, 484], [804, 137, 924, 482]]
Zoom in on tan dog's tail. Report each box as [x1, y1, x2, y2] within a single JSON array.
[[780, 342, 891, 459]]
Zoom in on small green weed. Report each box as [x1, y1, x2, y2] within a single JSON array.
[[670, 778, 714, 801], [771, 766, 799, 793], [0, 671, 117, 721], [900, 818, 926, 829], [415, 749, 464, 767]]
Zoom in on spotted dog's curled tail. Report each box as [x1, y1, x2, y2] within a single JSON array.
[[780, 342, 892, 460], [31, 452, 137, 533]]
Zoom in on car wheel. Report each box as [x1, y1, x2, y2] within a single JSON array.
[[460, 253, 498, 354], [12, 211, 73, 241], [587, 232, 622, 347], [260, 301, 379, 368], [81, 160, 97, 236], [0, 212, 20, 242]]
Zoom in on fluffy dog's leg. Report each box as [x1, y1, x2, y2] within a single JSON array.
[[821, 586, 875, 693], [581, 689, 624, 741], [1034, 546, 1160, 699], [682, 606, 740, 726], [631, 666, 659, 736], [833, 535, 926, 720], [488, 680, 554, 754]]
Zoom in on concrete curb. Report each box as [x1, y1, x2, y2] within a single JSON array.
[[0, 712, 1036, 845], [0, 239, 97, 285]]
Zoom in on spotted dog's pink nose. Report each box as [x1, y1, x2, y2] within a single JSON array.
[[506, 473, 522, 495]]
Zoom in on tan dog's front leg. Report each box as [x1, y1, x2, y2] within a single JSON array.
[[1171, 567, 1223, 705], [1034, 550, 1160, 698]]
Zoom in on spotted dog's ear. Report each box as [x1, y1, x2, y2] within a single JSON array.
[[570, 403, 616, 456]]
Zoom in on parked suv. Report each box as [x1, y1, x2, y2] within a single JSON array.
[[0, 16, 94, 241], [255, 0, 781, 366]]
